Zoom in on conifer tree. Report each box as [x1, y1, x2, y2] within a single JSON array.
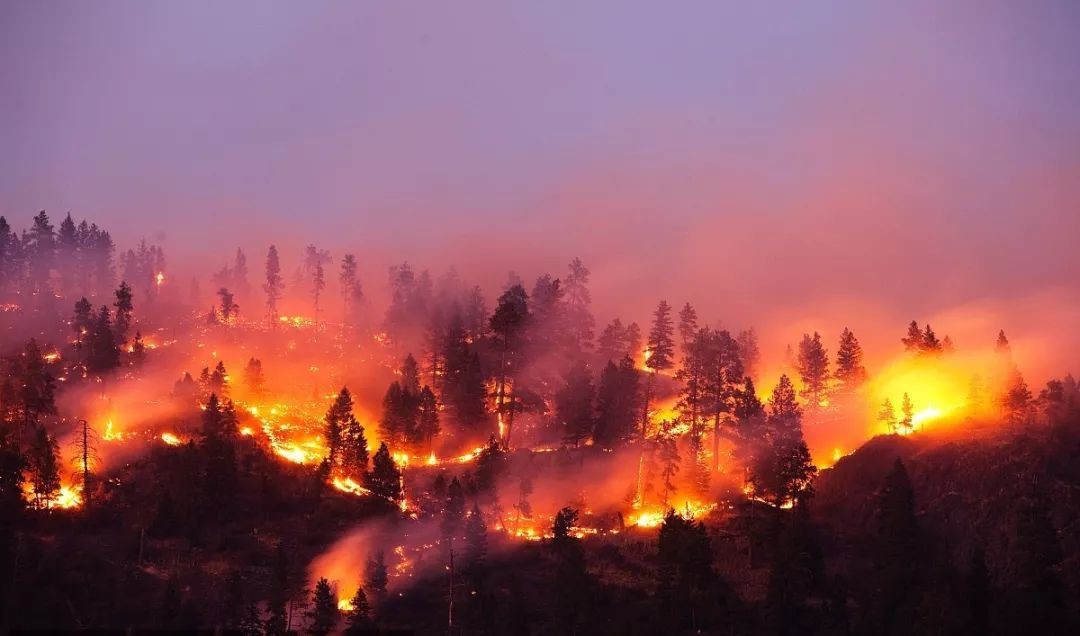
[[243, 357, 265, 397], [233, 248, 250, 299], [345, 586, 372, 633], [796, 332, 830, 408], [737, 328, 761, 381], [878, 398, 897, 434], [130, 331, 147, 367], [264, 244, 283, 328], [414, 386, 440, 454], [899, 393, 914, 434], [366, 443, 402, 502], [593, 356, 639, 449], [27, 425, 60, 509], [677, 302, 698, 353], [306, 578, 338, 636], [442, 477, 466, 549], [834, 327, 867, 390], [340, 253, 358, 331], [641, 300, 676, 440], [902, 320, 924, 352], [563, 257, 595, 353], [363, 550, 389, 607], [114, 281, 134, 343], [324, 388, 351, 466], [556, 360, 595, 447], [920, 324, 943, 355], [464, 503, 488, 593], [748, 375, 816, 506], [217, 287, 238, 325], [490, 284, 529, 443], [1002, 371, 1032, 422], [72, 297, 93, 349]]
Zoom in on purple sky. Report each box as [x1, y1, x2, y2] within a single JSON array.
[[3, 1, 1079, 371]]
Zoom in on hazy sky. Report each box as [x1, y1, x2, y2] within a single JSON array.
[[3, 1, 1078, 369]]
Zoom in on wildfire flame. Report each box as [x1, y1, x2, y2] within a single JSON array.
[[161, 432, 182, 446]]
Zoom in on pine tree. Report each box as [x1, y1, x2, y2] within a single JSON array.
[[1002, 371, 1032, 422], [563, 257, 595, 353], [243, 357, 265, 397], [363, 550, 389, 607], [556, 360, 595, 447], [414, 386, 440, 454], [442, 477, 466, 549], [464, 503, 488, 595], [72, 297, 93, 349], [27, 425, 60, 509], [639, 299, 677, 503], [550, 507, 589, 632], [920, 324, 943, 355], [264, 244, 283, 327], [834, 328, 867, 390], [899, 393, 914, 434], [113, 281, 134, 343], [995, 329, 1010, 355], [677, 302, 698, 353], [305, 245, 331, 330], [87, 306, 121, 372], [130, 331, 147, 367], [233, 248, 250, 299], [217, 287, 238, 325], [366, 443, 402, 502], [646, 300, 676, 374], [878, 398, 897, 434], [344, 586, 372, 633], [705, 329, 743, 472], [902, 320, 924, 352], [27, 210, 55, 295], [210, 360, 229, 397], [737, 328, 761, 381], [593, 356, 639, 449], [340, 253, 358, 332], [748, 375, 816, 506], [306, 578, 338, 636], [490, 284, 529, 445], [796, 332, 830, 408], [324, 388, 353, 466], [441, 312, 488, 431], [657, 510, 715, 631]]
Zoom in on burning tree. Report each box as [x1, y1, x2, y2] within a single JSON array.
[[490, 284, 530, 446]]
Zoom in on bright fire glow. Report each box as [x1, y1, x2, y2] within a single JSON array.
[[161, 432, 182, 446]]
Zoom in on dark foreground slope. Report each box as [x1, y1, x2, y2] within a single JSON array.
[[812, 415, 1080, 635]]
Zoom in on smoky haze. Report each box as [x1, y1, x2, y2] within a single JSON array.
[[2, 1, 1078, 375]]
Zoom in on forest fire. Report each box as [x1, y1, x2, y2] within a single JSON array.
[[160, 432, 183, 446], [4, 10, 1078, 630]]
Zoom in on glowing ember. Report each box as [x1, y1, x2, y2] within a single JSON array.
[[911, 406, 944, 429], [155, 271, 165, 286], [102, 419, 123, 441], [161, 432, 182, 446], [54, 485, 82, 509], [332, 476, 372, 496], [239, 426, 254, 436]]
